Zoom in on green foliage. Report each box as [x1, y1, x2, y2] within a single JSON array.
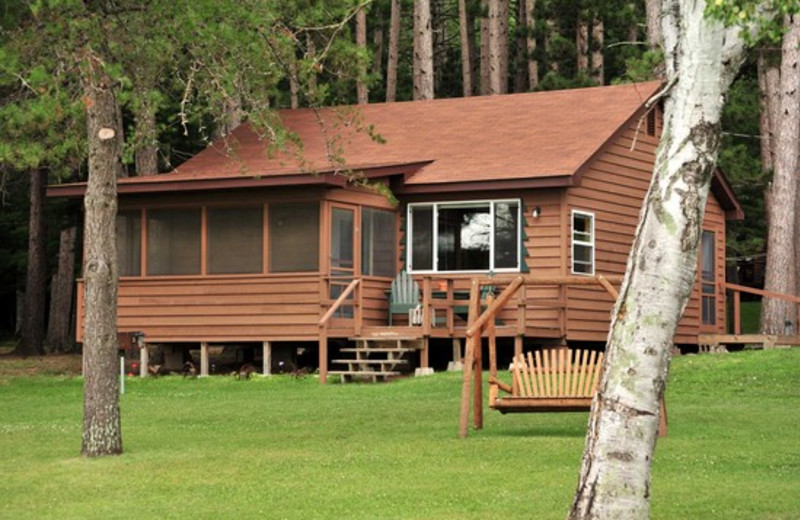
[[0, 350, 798, 518], [705, 0, 800, 44]]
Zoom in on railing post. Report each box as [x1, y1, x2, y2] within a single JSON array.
[[459, 278, 481, 438], [355, 280, 363, 337], [422, 277, 432, 335], [734, 289, 741, 335]]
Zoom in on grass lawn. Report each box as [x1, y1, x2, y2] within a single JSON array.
[[0, 350, 798, 520]]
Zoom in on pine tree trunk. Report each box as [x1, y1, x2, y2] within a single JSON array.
[[762, 14, 799, 335], [513, 0, 527, 92], [18, 168, 47, 356], [467, 4, 478, 94], [757, 49, 776, 173], [372, 24, 384, 79], [356, 6, 369, 105], [591, 19, 604, 85], [289, 60, 300, 109], [547, 18, 559, 73], [569, 1, 747, 517], [47, 225, 76, 353], [488, 0, 508, 94], [458, 0, 473, 96], [81, 63, 123, 458], [133, 94, 158, 176], [526, 0, 537, 88], [577, 19, 589, 75], [413, 0, 434, 100], [646, 0, 661, 48], [480, 0, 490, 95], [386, 0, 401, 102]]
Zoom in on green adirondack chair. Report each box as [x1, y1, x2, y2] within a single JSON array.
[[388, 271, 421, 326]]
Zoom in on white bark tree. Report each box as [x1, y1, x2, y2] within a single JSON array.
[[569, 1, 756, 517]]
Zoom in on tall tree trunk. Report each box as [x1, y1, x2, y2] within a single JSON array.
[[47, 225, 76, 353], [645, 0, 661, 49], [547, 18, 559, 73], [458, 0, 473, 96], [133, 91, 158, 176], [480, 0, 490, 95], [372, 24, 384, 79], [513, 0, 527, 92], [591, 18, 604, 85], [762, 14, 800, 335], [386, 0, 401, 102], [577, 19, 589, 75], [757, 49, 776, 173], [413, 0, 434, 100], [81, 61, 123, 458], [356, 6, 369, 105], [18, 168, 47, 356], [466, 3, 478, 94], [289, 60, 300, 109], [525, 0, 537, 88], [488, 0, 508, 94], [569, 1, 748, 517]]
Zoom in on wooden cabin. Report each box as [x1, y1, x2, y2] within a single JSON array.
[[49, 82, 743, 381]]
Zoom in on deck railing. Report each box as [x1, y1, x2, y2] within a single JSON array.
[[726, 282, 800, 334]]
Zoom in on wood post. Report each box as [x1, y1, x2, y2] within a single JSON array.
[[262, 341, 272, 376], [420, 337, 429, 368], [452, 338, 462, 363], [139, 341, 149, 378], [658, 395, 668, 438], [200, 342, 209, 377], [319, 334, 328, 384], [459, 279, 481, 438], [733, 290, 741, 334]]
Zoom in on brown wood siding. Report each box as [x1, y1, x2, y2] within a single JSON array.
[[565, 120, 728, 344]]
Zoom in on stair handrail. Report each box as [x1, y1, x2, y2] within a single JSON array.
[[319, 278, 361, 327]]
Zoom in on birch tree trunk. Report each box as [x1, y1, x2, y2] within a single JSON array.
[[526, 0, 538, 88], [569, 1, 748, 517], [458, 0, 473, 96], [18, 168, 47, 356], [356, 6, 369, 105], [761, 14, 799, 335], [81, 60, 123, 457], [413, 0, 434, 100], [47, 225, 76, 353], [386, 0, 401, 102]]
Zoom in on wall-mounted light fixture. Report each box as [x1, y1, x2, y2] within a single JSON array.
[[532, 206, 542, 219]]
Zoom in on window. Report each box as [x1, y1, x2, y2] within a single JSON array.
[[362, 208, 396, 277], [571, 211, 594, 275], [408, 200, 520, 272], [117, 210, 141, 276], [146, 208, 201, 275], [701, 230, 716, 326], [207, 207, 263, 274], [269, 203, 320, 272]]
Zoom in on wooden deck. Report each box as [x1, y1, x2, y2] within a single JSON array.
[[698, 333, 800, 351]]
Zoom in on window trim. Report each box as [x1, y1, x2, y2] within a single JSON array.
[[407, 199, 521, 274], [571, 210, 595, 276]]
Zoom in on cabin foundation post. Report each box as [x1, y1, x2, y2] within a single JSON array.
[[319, 335, 328, 384], [420, 337, 429, 368], [453, 338, 462, 362], [262, 341, 272, 376], [514, 335, 523, 359], [200, 342, 209, 377], [139, 340, 149, 378]]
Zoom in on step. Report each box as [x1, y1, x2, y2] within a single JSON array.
[[340, 347, 418, 354], [331, 358, 409, 365], [328, 370, 401, 378]]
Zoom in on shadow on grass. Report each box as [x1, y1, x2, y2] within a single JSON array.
[[479, 425, 586, 438]]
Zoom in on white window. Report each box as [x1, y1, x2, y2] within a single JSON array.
[[571, 210, 595, 275], [407, 200, 520, 273]]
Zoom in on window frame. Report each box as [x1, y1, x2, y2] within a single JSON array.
[[406, 199, 521, 274], [571, 210, 595, 276]]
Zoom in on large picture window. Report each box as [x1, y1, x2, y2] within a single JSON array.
[[207, 207, 263, 274], [408, 200, 520, 272], [146, 208, 201, 275], [269, 203, 320, 272], [117, 210, 141, 276], [362, 208, 396, 277], [571, 210, 595, 275]]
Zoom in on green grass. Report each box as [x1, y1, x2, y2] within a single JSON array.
[[1, 350, 798, 520], [740, 301, 762, 333]]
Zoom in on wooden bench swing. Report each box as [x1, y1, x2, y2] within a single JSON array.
[[458, 276, 667, 439]]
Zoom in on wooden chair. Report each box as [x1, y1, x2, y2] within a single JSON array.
[[388, 271, 421, 325], [489, 348, 667, 437]]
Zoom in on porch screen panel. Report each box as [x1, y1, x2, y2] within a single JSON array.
[[207, 207, 263, 274], [701, 230, 716, 325], [494, 201, 519, 269], [410, 206, 433, 271], [437, 204, 490, 271], [269, 203, 319, 272], [117, 210, 141, 276], [362, 208, 396, 277], [146, 208, 201, 275]]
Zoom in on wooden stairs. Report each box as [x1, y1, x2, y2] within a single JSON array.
[[698, 333, 800, 352], [330, 330, 424, 382]]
